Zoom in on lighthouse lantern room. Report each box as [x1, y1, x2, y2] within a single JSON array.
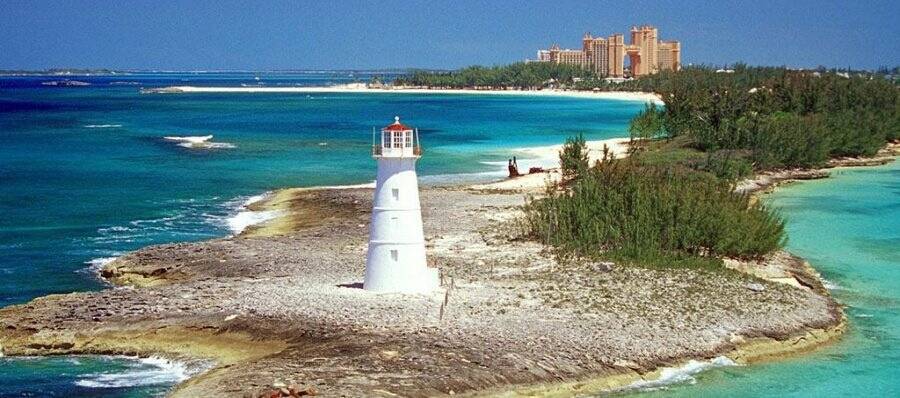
[[364, 116, 438, 293]]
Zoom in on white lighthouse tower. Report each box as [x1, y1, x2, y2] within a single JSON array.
[[364, 116, 439, 293]]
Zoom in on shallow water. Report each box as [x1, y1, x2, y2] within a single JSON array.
[[619, 160, 900, 397], [0, 72, 644, 396]]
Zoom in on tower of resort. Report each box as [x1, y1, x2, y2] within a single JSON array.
[[534, 25, 679, 78], [364, 116, 439, 293]]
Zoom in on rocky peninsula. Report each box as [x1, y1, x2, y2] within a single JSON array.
[[4, 142, 893, 397]]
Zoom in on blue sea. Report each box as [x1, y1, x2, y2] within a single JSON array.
[[0, 72, 643, 396], [0, 72, 897, 397], [621, 160, 900, 397]]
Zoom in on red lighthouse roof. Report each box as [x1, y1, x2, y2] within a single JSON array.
[[382, 116, 412, 132]]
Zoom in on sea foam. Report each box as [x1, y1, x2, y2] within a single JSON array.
[[226, 210, 280, 235], [624, 356, 736, 391], [223, 192, 280, 235], [821, 278, 844, 291], [84, 124, 122, 128], [163, 135, 235, 149], [74, 356, 202, 389], [84, 257, 118, 273]]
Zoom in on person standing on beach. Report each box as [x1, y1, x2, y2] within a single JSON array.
[[508, 157, 521, 177]]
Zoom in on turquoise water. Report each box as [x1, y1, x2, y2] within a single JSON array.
[[623, 160, 900, 397], [0, 72, 644, 396], [4, 73, 896, 397]]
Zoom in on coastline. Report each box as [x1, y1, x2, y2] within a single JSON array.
[[736, 142, 899, 201], [464, 142, 899, 397], [4, 139, 894, 397], [143, 85, 665, 104], [471, 317, 847, 398]]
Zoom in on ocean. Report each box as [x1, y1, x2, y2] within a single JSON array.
[[0, 72, 643, 396], [1, 72, 897, 397]]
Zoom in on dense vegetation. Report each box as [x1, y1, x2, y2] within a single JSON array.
[[523, 141, 785, 269], [521, 65, 897, 269], [626, 65, 899, 169], [399, 63, 897, 169], [393, 62, 599, 89]]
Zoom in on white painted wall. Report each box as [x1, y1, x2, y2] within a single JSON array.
[[364, 156, 438, 293]]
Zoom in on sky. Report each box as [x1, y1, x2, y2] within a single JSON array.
[[1, 0, 898, 71]]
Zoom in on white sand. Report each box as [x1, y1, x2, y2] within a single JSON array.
[[147, 85, 663, 104], [470, 137, 632, 191]]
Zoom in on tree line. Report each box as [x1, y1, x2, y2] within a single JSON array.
[[520, 65, 897, 269], [628, 65, 898, 170], [393, 62, 598, 89]]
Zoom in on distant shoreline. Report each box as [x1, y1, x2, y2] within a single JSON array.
[[143, 84, 665, 104]]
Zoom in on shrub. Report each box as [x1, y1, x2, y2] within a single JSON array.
[[824, 110, 889, 157], [699, 150, 754, 182], [523, 158, 785, 265], [559, 133, 589, 182], [749, 112, 830, 169], [629, 102, 666, 140]]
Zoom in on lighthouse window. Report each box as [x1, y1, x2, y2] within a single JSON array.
[[404, 132, 412, 147], [392, 132, 403, 148], [390, 249, 398, 262], [392, 188, 399, 200], [382, 132, 390, 147]]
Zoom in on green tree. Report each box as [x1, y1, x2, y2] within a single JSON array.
[[559, 133, 589, 182], [629, 102, 666, 140]]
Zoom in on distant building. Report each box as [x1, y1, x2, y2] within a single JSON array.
[[535, 25, 680, 78], [547, 44, 587, 66], [536, 50, 551, 62], [657, 40, 681, 72]]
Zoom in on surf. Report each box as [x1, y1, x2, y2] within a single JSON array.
[[73, 356, 206, 389], [163, 135, 235, 149]]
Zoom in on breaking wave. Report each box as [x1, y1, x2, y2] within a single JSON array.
[[163, 135, 235, 149], [74, 356, 203, 389], [84, 124, 123, 128], [223, 193, 280, 235], [81, 257, 119, 279], [624, 356, 737, 392]]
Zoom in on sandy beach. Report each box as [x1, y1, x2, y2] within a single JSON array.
[[0, 137, 879, 397], [143, 85, 665, 104], [471, 137, 632, 191]]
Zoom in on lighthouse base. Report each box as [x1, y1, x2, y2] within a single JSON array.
[[364, 243, 439, 294]]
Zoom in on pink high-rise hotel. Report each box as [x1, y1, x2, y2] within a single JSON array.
[[535, 26, 680, 78]]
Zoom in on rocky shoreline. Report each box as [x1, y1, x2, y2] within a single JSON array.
[[736, 142, 898, 196], [4, 144, 895, 397]]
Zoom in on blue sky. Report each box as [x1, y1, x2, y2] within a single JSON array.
[[1, 0, 897, 70]]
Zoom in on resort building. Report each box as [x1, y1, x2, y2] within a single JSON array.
[[657, 40, 681, 72], [535, 25, 680, 78]]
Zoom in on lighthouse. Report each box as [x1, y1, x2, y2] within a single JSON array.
[[364, 116, 439, 293]]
